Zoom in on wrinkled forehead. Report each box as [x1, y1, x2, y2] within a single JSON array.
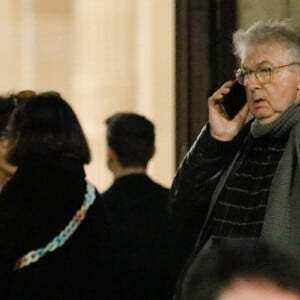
[[241, 43, 295, 68]]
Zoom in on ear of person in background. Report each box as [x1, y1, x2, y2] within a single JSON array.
[[102, 112, 173, 300], [0, 91, 114, 299]]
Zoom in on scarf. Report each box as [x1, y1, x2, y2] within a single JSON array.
[[250, 102, 300, 139], [250, 103, 300, 250]]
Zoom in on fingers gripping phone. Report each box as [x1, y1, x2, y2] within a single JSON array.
[[222, 80, 247, 119]]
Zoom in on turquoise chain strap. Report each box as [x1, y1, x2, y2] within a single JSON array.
[[14, 181, 96, 270]]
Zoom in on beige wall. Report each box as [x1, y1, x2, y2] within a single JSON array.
[[0, 0, 175, 191], [238, 0, 300, 27]]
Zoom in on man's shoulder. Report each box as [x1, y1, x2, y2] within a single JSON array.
[[102, 174, 169, 202], [144, 175, 170, 194]]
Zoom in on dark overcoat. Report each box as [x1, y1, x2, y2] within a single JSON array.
[[0, 157, 113, 300]]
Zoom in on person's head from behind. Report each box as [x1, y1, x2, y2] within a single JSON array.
[[181, 240, 300, 300], [233, 19, 300, 125], [105, 112, 155, 178], [6, 92, 91, 166]]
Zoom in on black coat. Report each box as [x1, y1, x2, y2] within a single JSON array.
[[102, 174, 172, 300], [0, 158, 113, 300]]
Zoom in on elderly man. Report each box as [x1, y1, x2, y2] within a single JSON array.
[[170, 19, 300, 297]]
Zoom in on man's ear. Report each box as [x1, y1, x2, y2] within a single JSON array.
[[106, 146, 115, 161], [107, 146, 116, 163], [296, 69, 300, 90]]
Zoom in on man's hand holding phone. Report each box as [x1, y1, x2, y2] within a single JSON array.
[[222, 80, 247, 119], [208, 80, 249, 141]]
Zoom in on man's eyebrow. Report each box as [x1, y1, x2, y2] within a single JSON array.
[[241, 60, 272, 70], [240, 65, 251, 70]]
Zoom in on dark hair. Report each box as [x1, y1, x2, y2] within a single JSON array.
[[7, 92, 91, 165], [105, 112, 154, 167], [180, 240, 300, 300]]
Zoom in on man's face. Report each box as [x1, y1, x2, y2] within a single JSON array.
[[242, 43, 300, 125], [218, 278, 300, 300]]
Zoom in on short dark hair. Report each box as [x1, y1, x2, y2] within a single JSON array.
[[7, 92, 91, 165], [105, 112, 154, 167], [180, 240, 300, 300]]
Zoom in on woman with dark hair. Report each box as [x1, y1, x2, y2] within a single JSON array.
[[0, 92, 113, 299]]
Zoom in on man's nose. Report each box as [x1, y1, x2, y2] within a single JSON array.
[[244, 72, 262, 90]]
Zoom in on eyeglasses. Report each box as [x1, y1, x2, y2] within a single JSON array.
[[235, 62, 300, 86]]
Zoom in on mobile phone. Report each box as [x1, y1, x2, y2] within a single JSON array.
[[222, 80, 247, 119]]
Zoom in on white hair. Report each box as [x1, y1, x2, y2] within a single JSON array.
[[233, 19, 300, 62]]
